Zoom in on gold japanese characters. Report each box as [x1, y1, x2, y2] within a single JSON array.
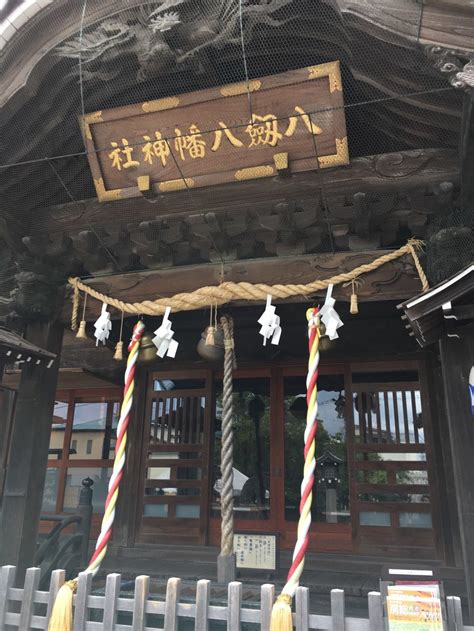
[[81, 62, 349, 201], [107, 108, 322, 172]]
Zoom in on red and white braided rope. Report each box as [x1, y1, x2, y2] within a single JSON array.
[[86, 320, 145, 576], [282, 307, 320, 598]]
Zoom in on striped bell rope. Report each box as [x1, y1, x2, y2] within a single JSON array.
[[270, 307, 320, 631], [48, 320, 145, 631]]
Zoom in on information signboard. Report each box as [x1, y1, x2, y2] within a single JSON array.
[[233, 533, 277, 571]]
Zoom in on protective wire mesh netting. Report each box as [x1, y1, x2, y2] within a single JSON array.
[[0, 0, 472, 296]]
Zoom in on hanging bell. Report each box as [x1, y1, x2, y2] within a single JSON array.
[[76, 320, 87, 339], [197, 325, 225, 361], [137, 333, 158, 365], [318, 322, 335, 352], [113, 340, 124, 361]]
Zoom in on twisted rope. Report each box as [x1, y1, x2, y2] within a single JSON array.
[[48, 321, 145, 630], [407, 241, 429, 291], [71, 283, 80, 331], [220, 315, 236, 556], [69, 239, 428, 330], [269, 309, 320, 629], [285, 308, 320, 598], [86, 320, 145, 575]]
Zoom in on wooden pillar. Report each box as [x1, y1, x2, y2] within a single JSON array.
[[0, 385, 16, 505], [439, 333, 474, 623], [0, 320, 63, 578]]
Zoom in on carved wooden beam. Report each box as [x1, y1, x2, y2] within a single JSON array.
[[324, 0, 474, 53], [37, 149, 459, 241], [61, 249, 425, 322]]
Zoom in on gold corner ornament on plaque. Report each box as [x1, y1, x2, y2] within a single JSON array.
[[93, 178, 123, 202], [318, 137, 349, 168], [82, 111, 103, 140], [307, 61, 342, 93], [81, 61, 349, 202]]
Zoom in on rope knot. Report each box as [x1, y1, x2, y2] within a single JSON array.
[[277, 594, 293, 606]]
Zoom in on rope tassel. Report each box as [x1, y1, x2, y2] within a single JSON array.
[[113, 312, 125, 361], [205, 302, 217, 345], [350, 291, 358, 315], [76, 320, 87, 339], [205, 327, 216, 346], [270, 308, 320, 631], [113, 341, 124, 361], [47, 581, 76, 631], [48, 321, 145, 631], [343, 278, 360, 315], [76, 294, 88, 338]]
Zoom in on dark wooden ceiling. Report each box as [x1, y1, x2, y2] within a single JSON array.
[[0, 0, 465, 219], [1, 0, 472, 322]]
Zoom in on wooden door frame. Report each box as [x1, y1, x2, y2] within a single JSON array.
[[133, 368, 213, 546], [126, 355, 444, 560], [418, 360, 447, 562], [40, 387, 122, 537], [209, 366, 279, 541], [209, 363, 353, 551], [348, 357, 440, 559], [0, 386, 17, 503]]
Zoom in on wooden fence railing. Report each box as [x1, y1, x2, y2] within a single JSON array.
[[1, 565, 473, 631]]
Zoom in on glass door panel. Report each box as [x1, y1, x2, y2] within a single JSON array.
[[283, 374, 350, 525], [212, 377, 271, 522], [350, 368, 436, 558]]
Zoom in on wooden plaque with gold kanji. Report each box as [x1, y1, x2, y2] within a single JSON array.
[[81, 61, 349, 202]]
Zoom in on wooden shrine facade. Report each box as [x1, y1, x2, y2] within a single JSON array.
[[132, 358, 442, 561], [0, 307, 457, 568], [1, 0, 473, 619]]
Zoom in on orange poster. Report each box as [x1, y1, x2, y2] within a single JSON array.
[[387, 585, 444, 631]]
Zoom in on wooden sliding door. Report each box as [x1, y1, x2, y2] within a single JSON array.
[[349, 363, 437, 558], [134, 360, 442, 560], [136, 371, 212, 545]]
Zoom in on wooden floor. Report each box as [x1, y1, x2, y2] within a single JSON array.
[[101, 544, 466, 617]]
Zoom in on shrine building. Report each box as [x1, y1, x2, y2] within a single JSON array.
[[0, 0, 473, 621]]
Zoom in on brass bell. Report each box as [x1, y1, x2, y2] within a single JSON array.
[[197, 325, 225, 361], [137, 333, 157, 365], [318, 322, 335, 352]]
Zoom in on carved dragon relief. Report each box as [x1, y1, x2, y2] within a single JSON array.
[[55, 0, 295, 83], [424, 46, 474, 93]]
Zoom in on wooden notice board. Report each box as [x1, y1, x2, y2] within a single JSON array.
[[81, 62, 349, 202]]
